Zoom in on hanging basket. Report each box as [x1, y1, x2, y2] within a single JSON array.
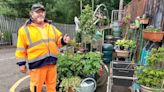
[[141, 85, 164, 92], [115, 50, 129, 58], [140, 18, 149, 24], [143, 31, 164, 42]]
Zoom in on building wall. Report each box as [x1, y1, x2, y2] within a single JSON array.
[[124, 0, 164, 29]]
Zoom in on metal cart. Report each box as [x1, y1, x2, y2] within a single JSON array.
[[109, 60, 137, 92]]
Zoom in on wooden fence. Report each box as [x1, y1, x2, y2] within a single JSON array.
[[0, 16, 75, 46]]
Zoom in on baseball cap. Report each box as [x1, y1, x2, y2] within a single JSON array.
[[31, 3, 45, 12]]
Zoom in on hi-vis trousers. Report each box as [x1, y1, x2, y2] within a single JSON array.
[[30, 64, 57, 92]]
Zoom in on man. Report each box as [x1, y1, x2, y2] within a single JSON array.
[[15, 3, 70, 92]]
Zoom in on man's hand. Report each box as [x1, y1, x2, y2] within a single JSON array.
[[19, 65, 27, 73], [63, 34, 71, 43]]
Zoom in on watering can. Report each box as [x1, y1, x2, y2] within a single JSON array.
[[76, 78, 96, 92]]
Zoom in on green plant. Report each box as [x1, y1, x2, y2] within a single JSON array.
[[142, 13, 149, 19], [135, 47, 164, 89], [144, 25, 161, 32], [147, 47, 164, 68], [78, 5, 98, 43], [60, 76, 81, 92], [57, 53, 84, 79], [57, 52, 101, 78], [57, 52, 101, 91], [135, 66, 164, 88], [115, 39, 136, 50], [67, 39, 76, 47], [81, 52, 101, 76], [3, 31, 12, 42], [0, 31, 3, 41]]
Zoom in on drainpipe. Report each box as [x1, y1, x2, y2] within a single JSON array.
[[118, 0, 124, 21]]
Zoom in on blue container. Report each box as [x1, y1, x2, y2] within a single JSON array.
[[103, 58, 112, 64], [103, 51, 113, 55], [102, 44, 113, 51], [102, 44, 113, 64], [112, 21, 121, 38], [112, 22, 120, 31], [112, 31, 121, 38]]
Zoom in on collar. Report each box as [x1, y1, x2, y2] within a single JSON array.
[[25, 18, 52, 26]]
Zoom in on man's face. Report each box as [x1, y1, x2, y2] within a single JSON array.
[[31, 9, 45, 24]]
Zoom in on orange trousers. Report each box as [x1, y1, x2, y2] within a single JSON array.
[[29, 64, 57, 92]]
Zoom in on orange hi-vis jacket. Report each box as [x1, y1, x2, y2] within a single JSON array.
[[15, 19, 66, 69]]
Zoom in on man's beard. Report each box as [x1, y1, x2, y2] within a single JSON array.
[[32, 15, 45, 24]]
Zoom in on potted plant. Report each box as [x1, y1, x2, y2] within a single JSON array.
[[57, 53, 83, 92], [80, 52, 101, 78], [115, 39, 136, 58], [135, 47, 164, 92], [60, 76, 82, 92], [140, 14, 149, 24], [143, 25, 164, 42], [115, 39, 136, 50], [57, 52, 101, 91], [77, 5, 98, 51]]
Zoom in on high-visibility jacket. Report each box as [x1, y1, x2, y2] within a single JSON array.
[[15, 19, 65, 69]]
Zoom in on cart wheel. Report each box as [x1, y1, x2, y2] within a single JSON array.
[[96, 62, 110, 87]]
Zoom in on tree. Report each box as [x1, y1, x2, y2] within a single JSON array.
[[0, 0, 80, 24], [0, 0, 131, 24], [53, 0, 80, 24]]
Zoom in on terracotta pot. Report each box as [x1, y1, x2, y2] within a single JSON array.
[[68, 87, 74, 92], [141, 85, 164, 92], [143, 31, 164, 42], [140, 18, 149, 24], [115, 50, 129, 58]]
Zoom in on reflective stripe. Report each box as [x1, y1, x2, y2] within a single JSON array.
[[50, 39, 56, 42], [17, 58, 26, 63], [16, 47, 26, 51], [28, 39, 56, 49], [28, 53, 56, 63], [24, 26, 32, 44], [52, 26, 56, 34], [52, 25, 56, 42], [23, 24, 58, 48], [28, 40, 43, 48]]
